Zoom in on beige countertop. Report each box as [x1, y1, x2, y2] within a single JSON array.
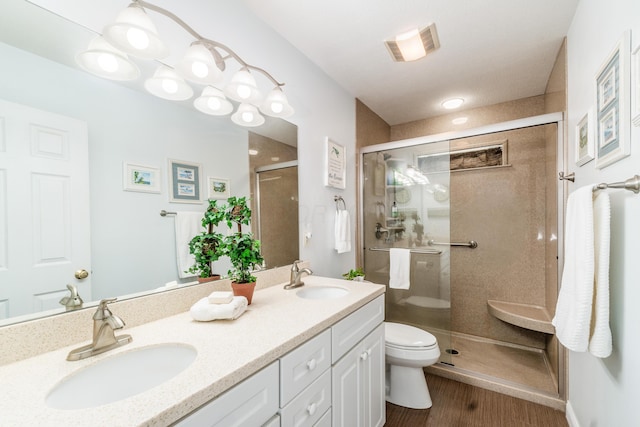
[[0, 276, 385, 426]]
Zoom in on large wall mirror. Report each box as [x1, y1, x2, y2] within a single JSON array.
[[0, 0, 299, 325]]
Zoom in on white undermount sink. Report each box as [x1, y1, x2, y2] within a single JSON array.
[[46, 343, 197, 410], [296, 286, 349, 300]]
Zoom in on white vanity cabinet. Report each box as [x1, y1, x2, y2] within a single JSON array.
[[174, 361, 279, 427]]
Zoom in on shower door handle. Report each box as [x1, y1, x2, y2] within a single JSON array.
[[427, 239, 478, 249]]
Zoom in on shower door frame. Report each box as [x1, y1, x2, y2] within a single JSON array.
[[359, 112, 567, 401]]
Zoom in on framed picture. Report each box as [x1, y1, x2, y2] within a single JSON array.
[[324, 137, 346, 189], [122, 162, 161, 193], [632, 43, 640, 127], [207, 177, 230, 199], [595, 31, 631, 169], [575, 109, 594, 166], [168, 159, 202, 204]]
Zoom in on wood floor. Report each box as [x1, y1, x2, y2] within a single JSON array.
[[384, 374, 568, 427]]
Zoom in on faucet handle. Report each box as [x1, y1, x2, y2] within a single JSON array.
[[94, 298, 118, 320], [291, 260, 301, 271]]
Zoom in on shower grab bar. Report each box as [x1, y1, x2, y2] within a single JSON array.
[[427, 239, 478, 249], [368, 247, 442, 255]]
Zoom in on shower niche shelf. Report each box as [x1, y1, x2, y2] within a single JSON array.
[[487, 300, 555, 334]]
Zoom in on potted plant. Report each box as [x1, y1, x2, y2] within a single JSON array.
[[186, 199, 226, 283], [342, 268, 366, 281], [224, 196, 264, 304]]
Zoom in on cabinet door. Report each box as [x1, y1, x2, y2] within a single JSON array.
[[361, 324, 385, 427], [332, 341, 363, 427]]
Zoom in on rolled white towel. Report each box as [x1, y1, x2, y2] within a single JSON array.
[[190, 296, 248, 321], [208, 291, 234, 304]]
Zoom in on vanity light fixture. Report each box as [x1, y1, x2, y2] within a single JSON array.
[[385, 23, 440, 62], [442, 98, 464, 109], [77, 0, 294, 127]]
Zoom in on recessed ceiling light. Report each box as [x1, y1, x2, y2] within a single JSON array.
[[442, 98, 464, 109], [452, 117, 468, 125], [249, 149, 259, 155], [385, 23, 440, 62], [271, 156, 280, 162]]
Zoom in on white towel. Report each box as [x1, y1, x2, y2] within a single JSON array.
[[208, 291, 234, 304], [175, 212, 204, 279], [389, 248, 411, 289], [190, 296, 248, 321], [334, 209, 351, 253], [552, 185, 612, 358], [589, 190, 612, 358]]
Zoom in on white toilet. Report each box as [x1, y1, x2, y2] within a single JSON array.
[[384, 321, 441, 409]]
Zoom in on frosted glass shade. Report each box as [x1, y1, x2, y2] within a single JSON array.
[[224, 68, 261, 103], [144, 66, 193, 101], [194, 87, 233, 116], [176, 43, 223, 85], [231, 103, 265, 127], [76, 36, 140, 81], [103, 5, 169, 60], [260, 87, 294, 118]]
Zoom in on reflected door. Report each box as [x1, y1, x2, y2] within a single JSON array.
[[0, 99, 91, 319]]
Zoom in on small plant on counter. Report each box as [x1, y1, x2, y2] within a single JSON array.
[[342, 268, 366, 281], [187, 199, 226, 281]]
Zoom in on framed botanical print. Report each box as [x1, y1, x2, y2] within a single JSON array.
[[575, 109, 594, 166]]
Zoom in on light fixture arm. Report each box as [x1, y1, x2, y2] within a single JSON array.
[[134, 0, 285, 87]]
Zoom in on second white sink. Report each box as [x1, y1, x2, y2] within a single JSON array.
[[296, 286, 349, 300], [46, 343, 197, 410]]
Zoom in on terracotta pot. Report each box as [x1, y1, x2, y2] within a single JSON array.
[[231, 281, 256, 305], [197, 275, 221, 284]]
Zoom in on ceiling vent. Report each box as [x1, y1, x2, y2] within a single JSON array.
[[385, 23, 440, 62]]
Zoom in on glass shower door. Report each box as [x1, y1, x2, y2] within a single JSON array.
[[362, 140, 452, 364]]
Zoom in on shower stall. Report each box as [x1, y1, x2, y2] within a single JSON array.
[[360, 114, 565, 407]]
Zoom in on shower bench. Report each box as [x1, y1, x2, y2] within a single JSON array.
[[487, 300, 555, 334]]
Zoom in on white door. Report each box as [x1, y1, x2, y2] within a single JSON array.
[[0, 99, 91, 320]]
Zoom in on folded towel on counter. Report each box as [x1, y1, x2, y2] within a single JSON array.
[[175, 211, 205, 279], [389, 248, 411, 290], [190, 296, 248, 321], [589, 190, 612, 358], [208, 291, 234, 304], [334, 209, 351, 254]]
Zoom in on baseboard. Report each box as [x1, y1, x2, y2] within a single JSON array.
[[565, 401, 580, 427]]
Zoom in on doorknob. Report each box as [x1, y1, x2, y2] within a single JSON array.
[[74, 269, 89, 280]]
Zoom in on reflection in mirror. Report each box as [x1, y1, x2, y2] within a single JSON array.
[[0, 0, 299, 325]]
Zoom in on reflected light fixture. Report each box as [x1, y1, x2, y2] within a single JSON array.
[[385, 23, 440, 62], [75, 36, 140, 81], [77, 0, 293, 127], [442, 98, 464, 109], [452, 117, 468, 125]]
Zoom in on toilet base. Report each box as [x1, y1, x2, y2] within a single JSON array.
[[386, 364, 432, 409]]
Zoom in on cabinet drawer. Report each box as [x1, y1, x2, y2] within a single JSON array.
[[175, 362, 279, 427], [314, 409, 331, 427], [331, 295, 384, 363], [280, 369, 331, 427], [280, 329, 331, 406]]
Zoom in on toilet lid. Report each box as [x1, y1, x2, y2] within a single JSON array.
[[385, 322, 437, 348]]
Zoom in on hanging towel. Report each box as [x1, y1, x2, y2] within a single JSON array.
[[552, 186, 595, 352], [190, 296, 248, 321], [389, 248, 411, 289], [175, 212, 204, 279], [334, 209, 351, 253], [589, 190, 612, 358]]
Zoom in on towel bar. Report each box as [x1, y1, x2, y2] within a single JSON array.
[[160, 210, 177, 216], [368, 247, 442, 255], [592, 175, 640, 193]]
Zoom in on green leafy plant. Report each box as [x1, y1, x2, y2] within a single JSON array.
[[186, 199, 226, 278], [342, 268, 365, 281], [224, 196, 264, 283]]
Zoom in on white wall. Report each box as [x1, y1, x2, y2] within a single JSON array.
[[566, 1, 640, 425]]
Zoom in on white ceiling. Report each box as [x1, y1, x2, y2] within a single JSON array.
[[241, 0, 579, 125]]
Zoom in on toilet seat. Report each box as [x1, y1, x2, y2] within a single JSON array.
[[385, 322, 437, 350]]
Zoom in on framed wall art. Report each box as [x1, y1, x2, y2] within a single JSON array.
[[324, 137, 346, 189], [595, 31, 631, 169], [122, 162, 161, 193], [207, 177, 230, 199], [575, 109, 594, 166], [168, 159, 202, 203], [632, 43, 640, 127]]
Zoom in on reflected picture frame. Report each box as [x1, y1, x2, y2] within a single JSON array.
[[168, 158, 202, 204], [632, 43, 640, 127], [575, 109, 594, 166], [122, 162, 161, 193], [595, 31, 631, 169], [207, 177, 230, 199]]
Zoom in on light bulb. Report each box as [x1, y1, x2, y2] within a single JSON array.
[[237, 85, 251, 99], [241, 111, 254, 122], [207, 97, 222, 110], [191, 61, 208, 78], [97, 53, 118, 73], [126, 27, 150, 50], [162, 79, 178, 94], [270, 102, 284, 114]]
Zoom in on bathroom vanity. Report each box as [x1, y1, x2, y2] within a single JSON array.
[[0, 275, 385, 426]]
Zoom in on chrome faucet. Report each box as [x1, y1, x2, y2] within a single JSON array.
[[67, 298, 132, 361], [284, 260, 313, 290]]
